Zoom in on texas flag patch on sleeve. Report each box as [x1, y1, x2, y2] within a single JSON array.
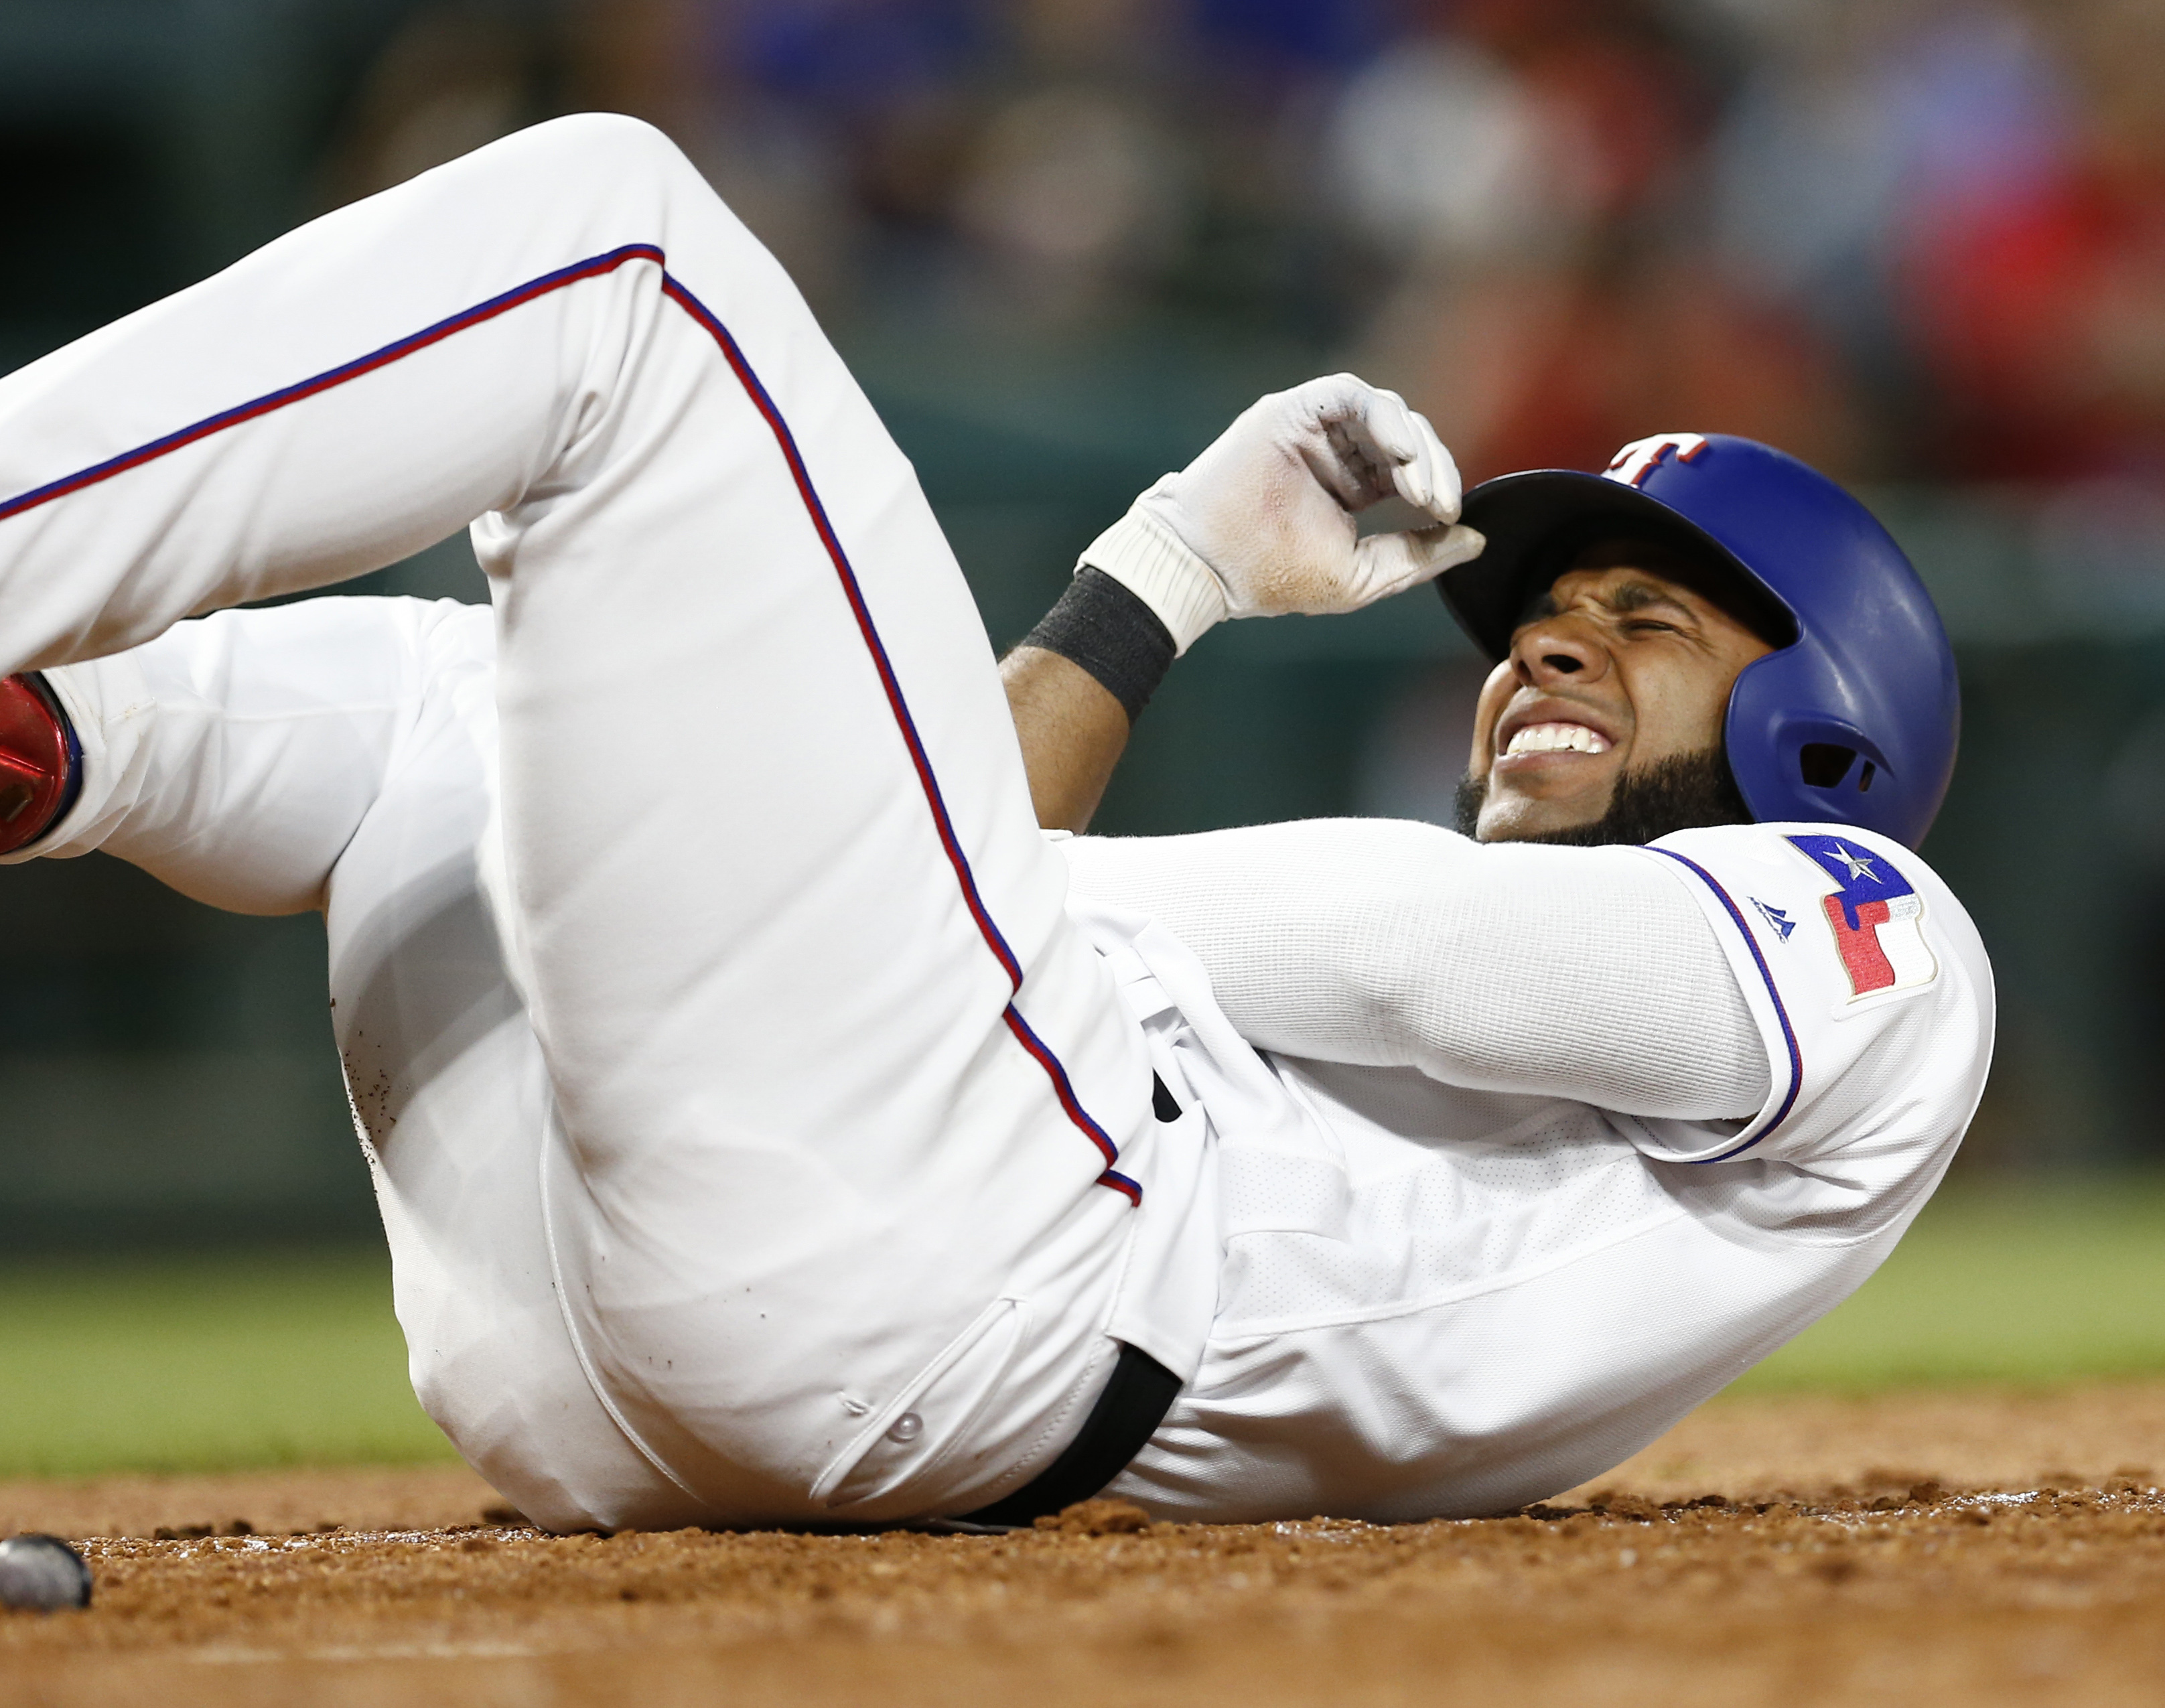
[[1787, 834, 1939, 1002]]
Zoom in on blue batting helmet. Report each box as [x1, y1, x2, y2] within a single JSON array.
[[1438, 433, 1959, 851]]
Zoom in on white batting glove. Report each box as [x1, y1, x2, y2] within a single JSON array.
[[1077, 374, 1486, 654]]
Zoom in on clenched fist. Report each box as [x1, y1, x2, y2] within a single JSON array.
[[1078, 374, 1486, 654]]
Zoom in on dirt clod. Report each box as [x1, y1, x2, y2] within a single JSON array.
[[1036, 1498, 1152, 1535]]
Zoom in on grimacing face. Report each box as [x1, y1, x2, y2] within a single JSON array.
[[1465, 540, 1778, 844]]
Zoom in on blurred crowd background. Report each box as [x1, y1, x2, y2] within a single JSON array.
[[4, 0, 2165, 1248]]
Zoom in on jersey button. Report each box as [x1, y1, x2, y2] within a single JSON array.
[[886, 1413, 922, 1444]]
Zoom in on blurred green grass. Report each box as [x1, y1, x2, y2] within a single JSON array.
[[1732, 1171, 2165, 1393], [1, 1176, 2164, 1478], [0, 1249, 453, 1479]]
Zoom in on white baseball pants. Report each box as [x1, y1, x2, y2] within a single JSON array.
[[0, 115, 1156, 1523]]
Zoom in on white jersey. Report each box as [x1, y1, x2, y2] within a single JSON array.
[[14, 597, 1992, 1526], [1060, 814, 1993, 1522]]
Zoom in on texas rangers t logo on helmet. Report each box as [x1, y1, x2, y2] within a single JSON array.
[[1604, 433, 1709, 490], [1787, 835, 1938, 1001]]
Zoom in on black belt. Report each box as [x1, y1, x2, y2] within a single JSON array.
[[957, 1072, 1187, 1528], [960, 1341, 1181, 1526]]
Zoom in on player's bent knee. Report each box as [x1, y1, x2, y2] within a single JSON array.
[[445, 111, 756, 260], [494, 111, 697, 190]]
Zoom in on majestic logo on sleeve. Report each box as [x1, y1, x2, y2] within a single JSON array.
[[1750, 898, 1797, 940], [1787, 835, 1938, 1001]]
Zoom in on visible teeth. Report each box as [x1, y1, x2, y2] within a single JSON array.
[[1506, 722, 1610, 756]]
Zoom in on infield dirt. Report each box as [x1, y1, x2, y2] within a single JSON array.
[[6, 1382, 2165, 1707]]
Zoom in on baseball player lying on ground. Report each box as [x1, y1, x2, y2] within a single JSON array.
[[0, 116, 1989, 1533]]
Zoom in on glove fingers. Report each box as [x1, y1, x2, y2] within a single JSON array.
[[1278, 374, 1404, 511], [1308, 378, 1463, 523], [1347, 524, 1488, 604], [1391, 408, 1463, 523], [1353, 388, 1431, 510], [1425, 520, 1486, 571], [1308, 419, 1388, 510]]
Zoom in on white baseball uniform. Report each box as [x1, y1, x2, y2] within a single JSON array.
[[1060, 819, 1992, 1520], [0, 117, 1994, 1531]]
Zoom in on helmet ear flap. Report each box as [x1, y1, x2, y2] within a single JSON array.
[[1728, 650, 1931, 843], [1774, 717, 1891, 802]]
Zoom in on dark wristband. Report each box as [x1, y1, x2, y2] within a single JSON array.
[[1019, 567, 1177, 724]]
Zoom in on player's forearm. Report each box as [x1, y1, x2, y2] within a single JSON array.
[[1001, 375, 1483, 831], [1000, 567, 1178, 833], [1058, 818, 1772, 1121], [999, 647, 1129, 833]]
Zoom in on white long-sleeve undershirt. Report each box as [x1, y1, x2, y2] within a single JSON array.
[[1059, 817, 1772, 1123]]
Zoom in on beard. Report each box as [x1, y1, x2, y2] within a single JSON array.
[[1453, 746, 1752, 847]]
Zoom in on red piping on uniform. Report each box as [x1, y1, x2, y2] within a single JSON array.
[[0, 244, 667, 528], [0, 241, 1135, 1200], [656, 273, 1133, 1197]]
